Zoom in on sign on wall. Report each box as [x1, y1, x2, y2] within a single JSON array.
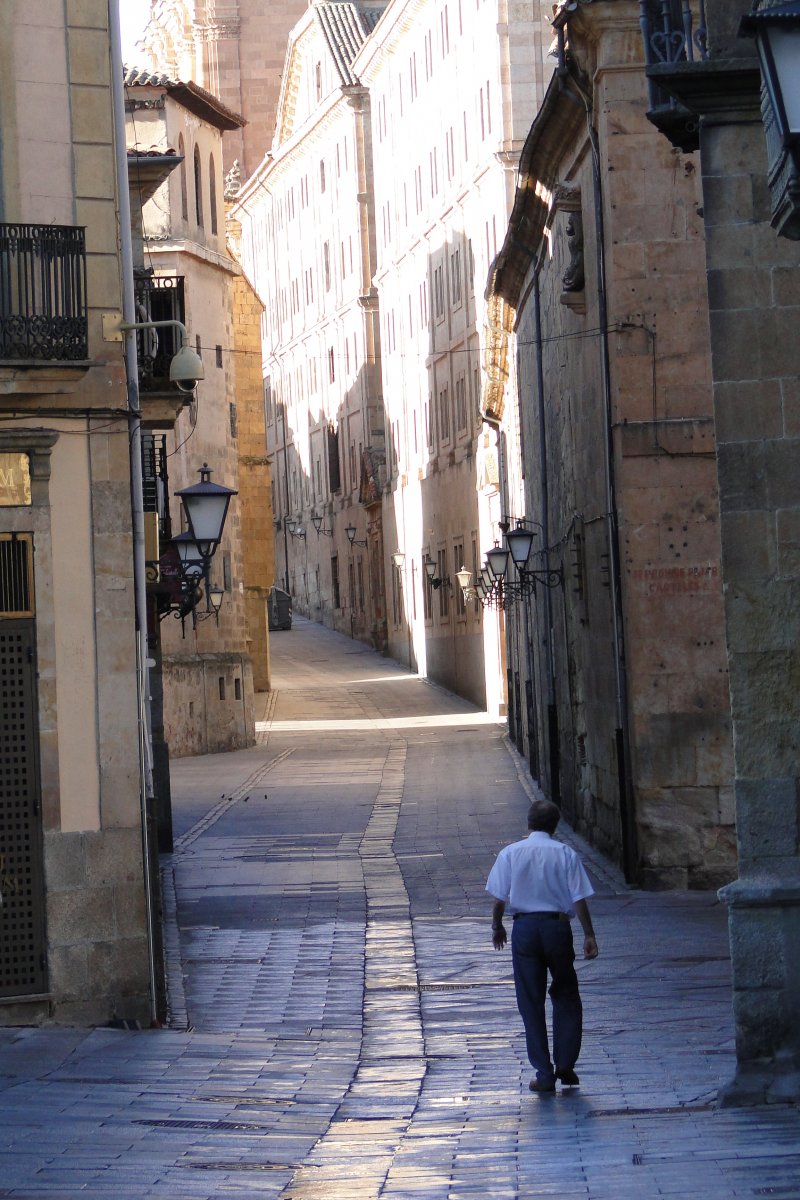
[[0, 454, 32, 507]]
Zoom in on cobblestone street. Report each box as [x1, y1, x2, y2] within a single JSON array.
[[1, 618, 799, 1198]]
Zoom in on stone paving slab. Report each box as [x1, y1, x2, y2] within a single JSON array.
[[1, 617, 799, 1197]]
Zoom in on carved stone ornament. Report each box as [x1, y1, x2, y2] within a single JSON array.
[[561, 210, 585, 293], [224, 159, 242, 200]]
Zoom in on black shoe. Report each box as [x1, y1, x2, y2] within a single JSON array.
[[556, 1068, 580, 1087], [529, 1077, 556, 1093]]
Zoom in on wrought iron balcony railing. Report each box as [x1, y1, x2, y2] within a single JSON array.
[[133, 271, 185, 391], [639, 0, 709, 149], [0, 224, 88, 362], [141, 432, 172, 541]]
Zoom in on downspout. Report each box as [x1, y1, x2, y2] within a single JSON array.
[[578, 71, 639, 883], [108, 0, 158, 1023], [533, 272, 560, 804]]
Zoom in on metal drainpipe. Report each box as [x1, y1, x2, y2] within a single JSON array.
[[108, 0, 158, 1024], [582, 84, 639, 884], [533, 273, 560, 805]]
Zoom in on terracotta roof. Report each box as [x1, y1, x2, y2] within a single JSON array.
[[123, 64, 246, 131], [314, 2, 387, 87]]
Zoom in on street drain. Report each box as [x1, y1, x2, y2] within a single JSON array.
[[587, 1102, 715, 1118], [136, 1118, 268, 1132], [183, 1161, 293, 1172], [196, 1095, 294, 1107]]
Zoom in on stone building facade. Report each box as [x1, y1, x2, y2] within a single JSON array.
[[642, 0, 800, 1105], [353, 0, 544, 710], [486, 0, 736, 888], [233, 2, 389, 650], [0, 4, 150, 1023], [125, 68, 271, 756], [139, 0, 308, 179]]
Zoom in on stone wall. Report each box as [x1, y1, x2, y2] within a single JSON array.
[[506, 2, 735, 886]]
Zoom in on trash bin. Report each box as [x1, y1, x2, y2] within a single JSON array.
[[267, 586, 292, 631]]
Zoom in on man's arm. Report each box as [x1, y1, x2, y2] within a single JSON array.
[[490, 898, 507, 950], [574, 898, 598, 959]]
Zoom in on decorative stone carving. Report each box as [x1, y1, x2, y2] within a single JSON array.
[[554, 183, 585, 313], [223, 159, 241, 199]]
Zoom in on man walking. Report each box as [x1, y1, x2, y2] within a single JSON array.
[[486, 799, 598, 1093]]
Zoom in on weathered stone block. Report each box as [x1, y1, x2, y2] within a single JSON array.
[[85, 828, 143, 888], [717, 441, 768, 511], [47, 886, 115, 944], [43, 832, 86, 890], [734, 777, 799, 865], [715, 379, 783, 443], [720, 510, 776, 581]]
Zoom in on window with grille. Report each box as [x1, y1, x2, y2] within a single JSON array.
[[0, 534, 34, 616], [0, 616, 47, 997]]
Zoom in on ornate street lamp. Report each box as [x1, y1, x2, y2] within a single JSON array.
[[392, 549, 406, 570], [175, 463, 236, 557], [741, 0, 800, 238], [345, 523, 367, 547], [312, 513, 334, 537]]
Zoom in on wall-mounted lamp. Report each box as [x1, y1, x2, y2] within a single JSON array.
[[424, 554, 450, 590], [175, 463, 236, 557], [345, 524, 367, 548], [477, 521, 563, 609], [312, 513, 333, 537], [741, 0, 800, 239], [392, 549, 406, 570]]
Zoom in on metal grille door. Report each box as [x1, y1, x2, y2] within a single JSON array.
[[0, 619, 46, 997]]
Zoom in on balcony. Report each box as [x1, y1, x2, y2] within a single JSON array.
[[639, 0, 709, 150], [134, 271, 185, 391], [0, 224, 88, 363], [134, 271, 191, 428]]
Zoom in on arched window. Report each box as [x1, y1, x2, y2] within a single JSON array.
[[178, 134, 188, 222], [209, 153, 218, 235], [193, 144, 203, 228]]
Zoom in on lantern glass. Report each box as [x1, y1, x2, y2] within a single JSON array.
[[761, 24, 800, 135], [173, 532, 205, 579], [176, 464, 236, 556], [424, 556, 437, 580], [505, 526, 535, 568], [455, 566, 472, 591], [486, 545, 510, 581], [392, 549, 405, 569], [345, 524, 356, 545], [209, 585, 225, 613]]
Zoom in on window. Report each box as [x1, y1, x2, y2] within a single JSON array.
[[331, 555, 341, 607], [433, 263, 445, 319], [229, 402, 237, 437], [454, 541, 466, 615], [315, 61, 322, 102], [422, 551, 432, 619], [218, 677, 226, 700], [328, 346, 335, 382], [357, 560, 365, 611], [324, 241, 331, 290], [438, 547, 449, 617], [193, 144, 203, 228], [455, 375, 467, 432], [264, 377, 273, 425], [178, 135, 188, 221], [209, 153, 218, 234], [320, 159, 326, 193], [327, 425, 341, 492], [438, 384, 451, 442], [450, 247, 462, 305]]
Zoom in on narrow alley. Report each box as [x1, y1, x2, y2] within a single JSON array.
[[1, 619, 799, 1199]]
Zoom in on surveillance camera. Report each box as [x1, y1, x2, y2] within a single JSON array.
[[169, 344, 205, 394]]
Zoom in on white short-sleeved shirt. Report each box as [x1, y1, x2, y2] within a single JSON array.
[[486, 831, 594, 918]]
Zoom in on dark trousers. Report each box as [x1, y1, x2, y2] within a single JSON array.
[[511, 914, 582, 1083]]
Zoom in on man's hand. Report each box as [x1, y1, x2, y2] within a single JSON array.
[[583, 935, 598, 960], [492, 923, 507, 950]]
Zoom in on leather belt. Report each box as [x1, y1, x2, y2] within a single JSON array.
[[513, 910, 564, 920]]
